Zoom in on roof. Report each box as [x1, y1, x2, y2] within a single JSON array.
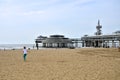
[[114, 30, 120, 34], [81, 34, 120, 41], [50, 35, 64, 38], [42, 37, 72, 43]]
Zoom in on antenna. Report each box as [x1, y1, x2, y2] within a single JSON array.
[[95, 20, 102, 35]]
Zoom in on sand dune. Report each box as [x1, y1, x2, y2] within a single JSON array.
[[0, 48, 120, 80]]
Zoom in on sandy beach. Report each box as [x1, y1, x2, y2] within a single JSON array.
[[0, 48, 120, 80]]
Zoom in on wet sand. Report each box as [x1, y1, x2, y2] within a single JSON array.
[[0, 48, 120, 80]]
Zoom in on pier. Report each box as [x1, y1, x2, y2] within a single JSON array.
[[35, 20, 120, 49]]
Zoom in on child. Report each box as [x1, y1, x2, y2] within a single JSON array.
[[23, 46, 27, 61]]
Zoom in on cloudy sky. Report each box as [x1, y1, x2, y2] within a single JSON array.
[[0, 0, 120, 44]]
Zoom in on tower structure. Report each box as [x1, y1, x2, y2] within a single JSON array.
[[95, 20, 102, 35]]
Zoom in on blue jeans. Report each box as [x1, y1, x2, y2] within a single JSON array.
[[23, 54, 27, 61]]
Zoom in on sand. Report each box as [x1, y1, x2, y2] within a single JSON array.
[[0, 48, 120, 80]]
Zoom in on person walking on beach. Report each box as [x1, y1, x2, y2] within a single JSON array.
[[23, 46, 27, 61]]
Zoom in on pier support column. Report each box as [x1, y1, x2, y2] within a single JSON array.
[[36, 43, 39, 50], [99, 41, 102, 47], [112, 40, 114, 48], [53, 43, 55, 48], [94, 41, 96, 47], [98, 41, 100, 47], [46, 43, 48, 47], [75, 41, 78, 48], [89, 41, 92, 47], [84, 41, 86, 47], [92, 41, 94, 47], [119, 40, 120, 47], [102, 40, 105, 48], [105, 41, 107, 48], [43, 43, 46, 47], [82, 41, 84, 47], [107, 40, 109, 48]]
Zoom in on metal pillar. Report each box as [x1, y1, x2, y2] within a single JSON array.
[[75, 41, 78, 48], [85, 41, 88, 47], [99, 41, 102, 47], [119, 40, 120, 47], [107, 40, 109, 48], [83, 41, 86, 47], [98, 40, 100, 47], [112, 40, 114, 48], [46, 43, 48, 48], [94, 41, 96, 47], [36, 43, 39, 50], [84, 41, 86, 47], [102, 40, 105, 48], [43, 43, 46, 47], [105, 41, 107, 48], [82, 41, 84, 47]]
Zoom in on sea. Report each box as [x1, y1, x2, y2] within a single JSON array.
[[0, 44, 38, 50], [0, 43, 119, 50], [0, 43, 82, 50]]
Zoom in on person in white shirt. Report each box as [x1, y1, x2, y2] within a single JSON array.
[[23, 46, 27, 61]]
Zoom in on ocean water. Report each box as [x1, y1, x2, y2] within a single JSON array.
[[0, 44, 37, 50], [0, 43, 82, 50], [0, 43, 119, 50]]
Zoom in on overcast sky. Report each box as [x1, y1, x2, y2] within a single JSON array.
[[0, 0, 120, 44]]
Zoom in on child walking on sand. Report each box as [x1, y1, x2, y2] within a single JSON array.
[[23, 46, 27, 61]]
